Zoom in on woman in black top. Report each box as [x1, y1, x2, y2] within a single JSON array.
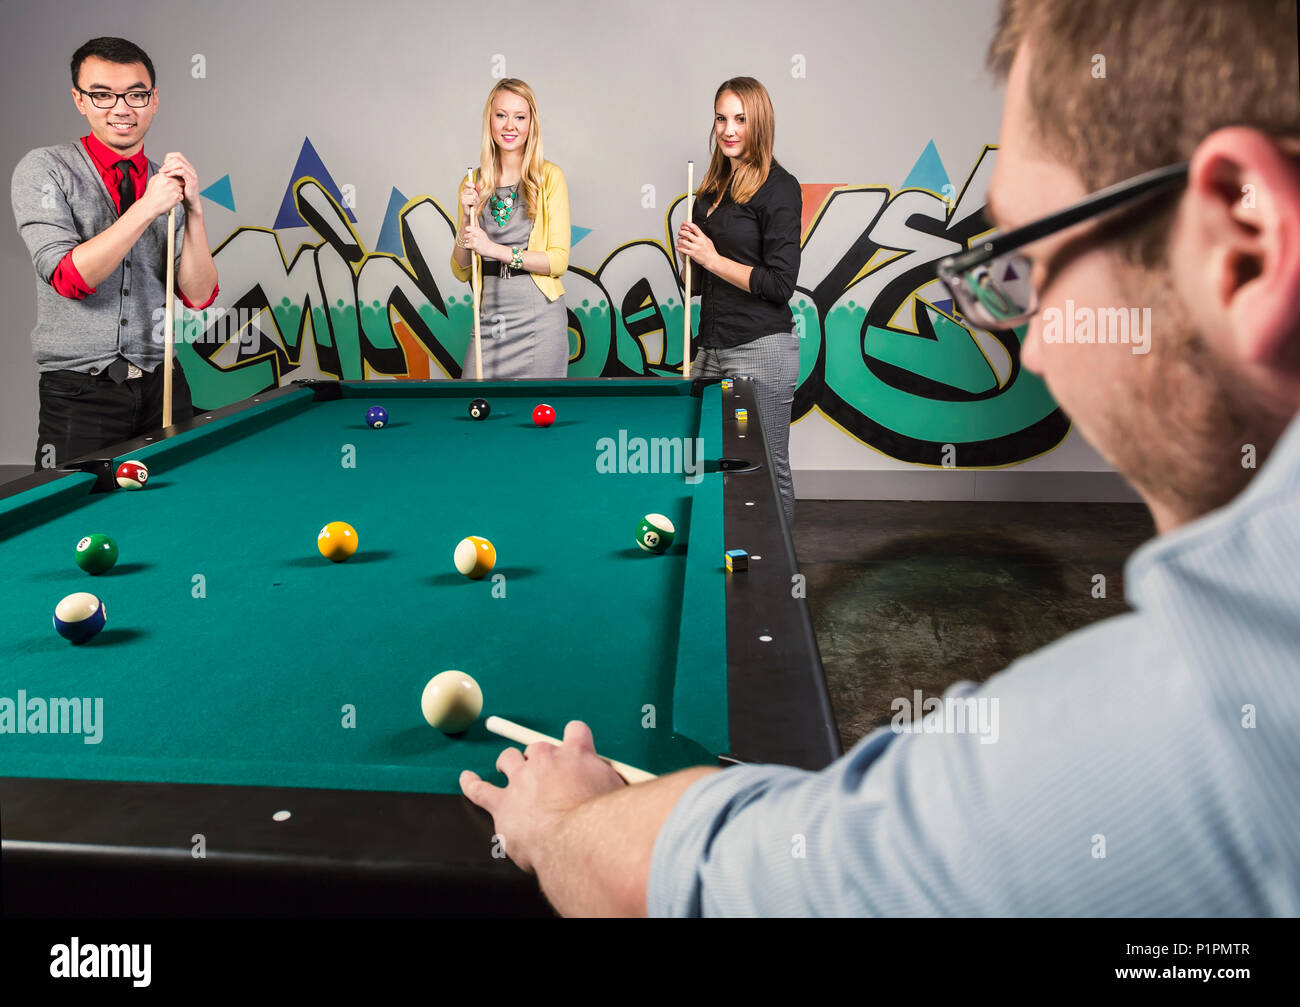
[[677, 76, 802, 526]]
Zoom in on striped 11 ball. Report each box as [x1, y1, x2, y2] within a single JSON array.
[[366, 405, 388, 429], [532, 403, 555, 427], [635, 513, 675, 554], [115, 459, 149, 489]]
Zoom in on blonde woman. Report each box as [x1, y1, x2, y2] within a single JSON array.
[[676, 77, 802, 526], [451, 79, 571, 378]]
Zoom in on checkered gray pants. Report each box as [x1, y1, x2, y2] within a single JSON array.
[[692, 327, 800, 526]]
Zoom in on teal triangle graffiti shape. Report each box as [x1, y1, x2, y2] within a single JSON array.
[[274, 137, 357, 229], [902, 140, 951, 196], [571, 225, 592, 246], [375, 188, 409, 255], [200, 174, 235, 212]]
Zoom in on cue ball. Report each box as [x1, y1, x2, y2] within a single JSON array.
[[532, 403, 555, 427], [115, 459, 149, 490], [469, 398, 491, 420], [366, 405, 388, 429], [421, 670, 483, 733]]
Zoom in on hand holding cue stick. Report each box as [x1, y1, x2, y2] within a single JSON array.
[[466, 167, 484, 381], [162, 205, 176, 428], [683, 160, 694, 379], [484, 715, 657, 784]]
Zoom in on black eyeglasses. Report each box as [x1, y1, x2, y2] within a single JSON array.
[[936, 162, 1189, 330], [77, 87, 154, 109]]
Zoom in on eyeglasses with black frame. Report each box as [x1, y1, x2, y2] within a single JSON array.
[[77, 87, 155, 109], [936, 162, 1189, 330]]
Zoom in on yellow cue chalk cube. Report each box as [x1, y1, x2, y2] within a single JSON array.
[[734, 408, 748, 422]]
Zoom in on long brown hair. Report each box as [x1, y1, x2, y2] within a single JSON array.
[[472, 78, 546, 220], [697, 77, 777, 205]]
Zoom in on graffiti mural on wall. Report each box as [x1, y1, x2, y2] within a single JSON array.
[[176, 140, 1066, 468]]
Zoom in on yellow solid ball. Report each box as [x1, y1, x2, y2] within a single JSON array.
[[421, 670, 484, 733], [317, 521, 358, 562], [453, 535, 496, 579]]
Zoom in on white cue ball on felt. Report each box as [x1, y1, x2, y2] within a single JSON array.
[[421, 670, 484, 734]]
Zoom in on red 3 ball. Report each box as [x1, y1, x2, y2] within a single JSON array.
[[532, 403, 556, 427]]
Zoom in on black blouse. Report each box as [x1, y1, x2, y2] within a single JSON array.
[[688, 160, 802, 348]]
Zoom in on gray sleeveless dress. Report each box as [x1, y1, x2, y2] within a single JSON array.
[[464, 185, 569, 379]]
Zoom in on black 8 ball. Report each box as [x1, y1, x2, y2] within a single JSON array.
[[469, 398, 491, 420]]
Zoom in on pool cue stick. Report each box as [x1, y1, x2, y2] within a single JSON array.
[[484, 715, 657, 784], [683, 160, 694, 379], [466, 167, 484, 380], [162, 206, 176, 428]]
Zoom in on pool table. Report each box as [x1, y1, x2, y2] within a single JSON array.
[[0, 377, 839, 916]]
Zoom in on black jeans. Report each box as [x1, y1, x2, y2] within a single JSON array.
[[34, 364, 194, 470]]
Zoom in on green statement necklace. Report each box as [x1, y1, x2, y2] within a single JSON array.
[[491, 183, 520, 227]]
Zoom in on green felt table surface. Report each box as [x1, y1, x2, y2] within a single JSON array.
[[0, 380, 727, 793]]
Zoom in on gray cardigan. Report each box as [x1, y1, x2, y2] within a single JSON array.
[[11, 141, 188, 373]]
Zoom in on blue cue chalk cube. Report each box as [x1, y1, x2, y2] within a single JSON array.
[[734, 408, 748, 422], [725, 548, 749, 572], [721, 378, 733, 390]]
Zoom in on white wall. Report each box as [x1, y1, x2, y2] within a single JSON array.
[[1, 0, 1125, 497]]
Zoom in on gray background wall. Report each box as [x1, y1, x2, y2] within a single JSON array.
[[0, 0, 1130, 498]]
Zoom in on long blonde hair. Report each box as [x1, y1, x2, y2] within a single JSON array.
[[472, 78, 545, 220], [697, 77, 777, 205]]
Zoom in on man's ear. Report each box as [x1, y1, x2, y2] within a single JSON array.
[[1185, 127, 1300, 371], [71, 87, 87, 117]]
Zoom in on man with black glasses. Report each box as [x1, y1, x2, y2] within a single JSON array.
[[457, 0, 1300, 917], [11, 36, 217, 470]]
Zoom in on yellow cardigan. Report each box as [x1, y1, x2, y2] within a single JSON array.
[[450, 160, 569, 301]]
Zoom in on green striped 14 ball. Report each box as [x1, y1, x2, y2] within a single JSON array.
[[635, 513, 675, 554]]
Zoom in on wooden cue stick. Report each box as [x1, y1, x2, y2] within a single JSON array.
[[466, 167, 484, 381], [484, 715, 657, 784], [162, 206, 176, 428], [683, 160, 694, 379]]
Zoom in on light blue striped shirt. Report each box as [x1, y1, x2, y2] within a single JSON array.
[[649, 415, 1300, 916]]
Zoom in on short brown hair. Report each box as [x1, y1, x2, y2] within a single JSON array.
[[989, 0, 1300, 262]]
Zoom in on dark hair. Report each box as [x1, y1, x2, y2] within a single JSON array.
[[70, 37, 156, 90]]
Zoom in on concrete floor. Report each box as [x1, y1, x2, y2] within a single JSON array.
[[792, 500, 1157, 751]]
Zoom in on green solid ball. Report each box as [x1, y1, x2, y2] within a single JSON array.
[[74, 533, 118, 575], [635, 513, 675, 554]]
